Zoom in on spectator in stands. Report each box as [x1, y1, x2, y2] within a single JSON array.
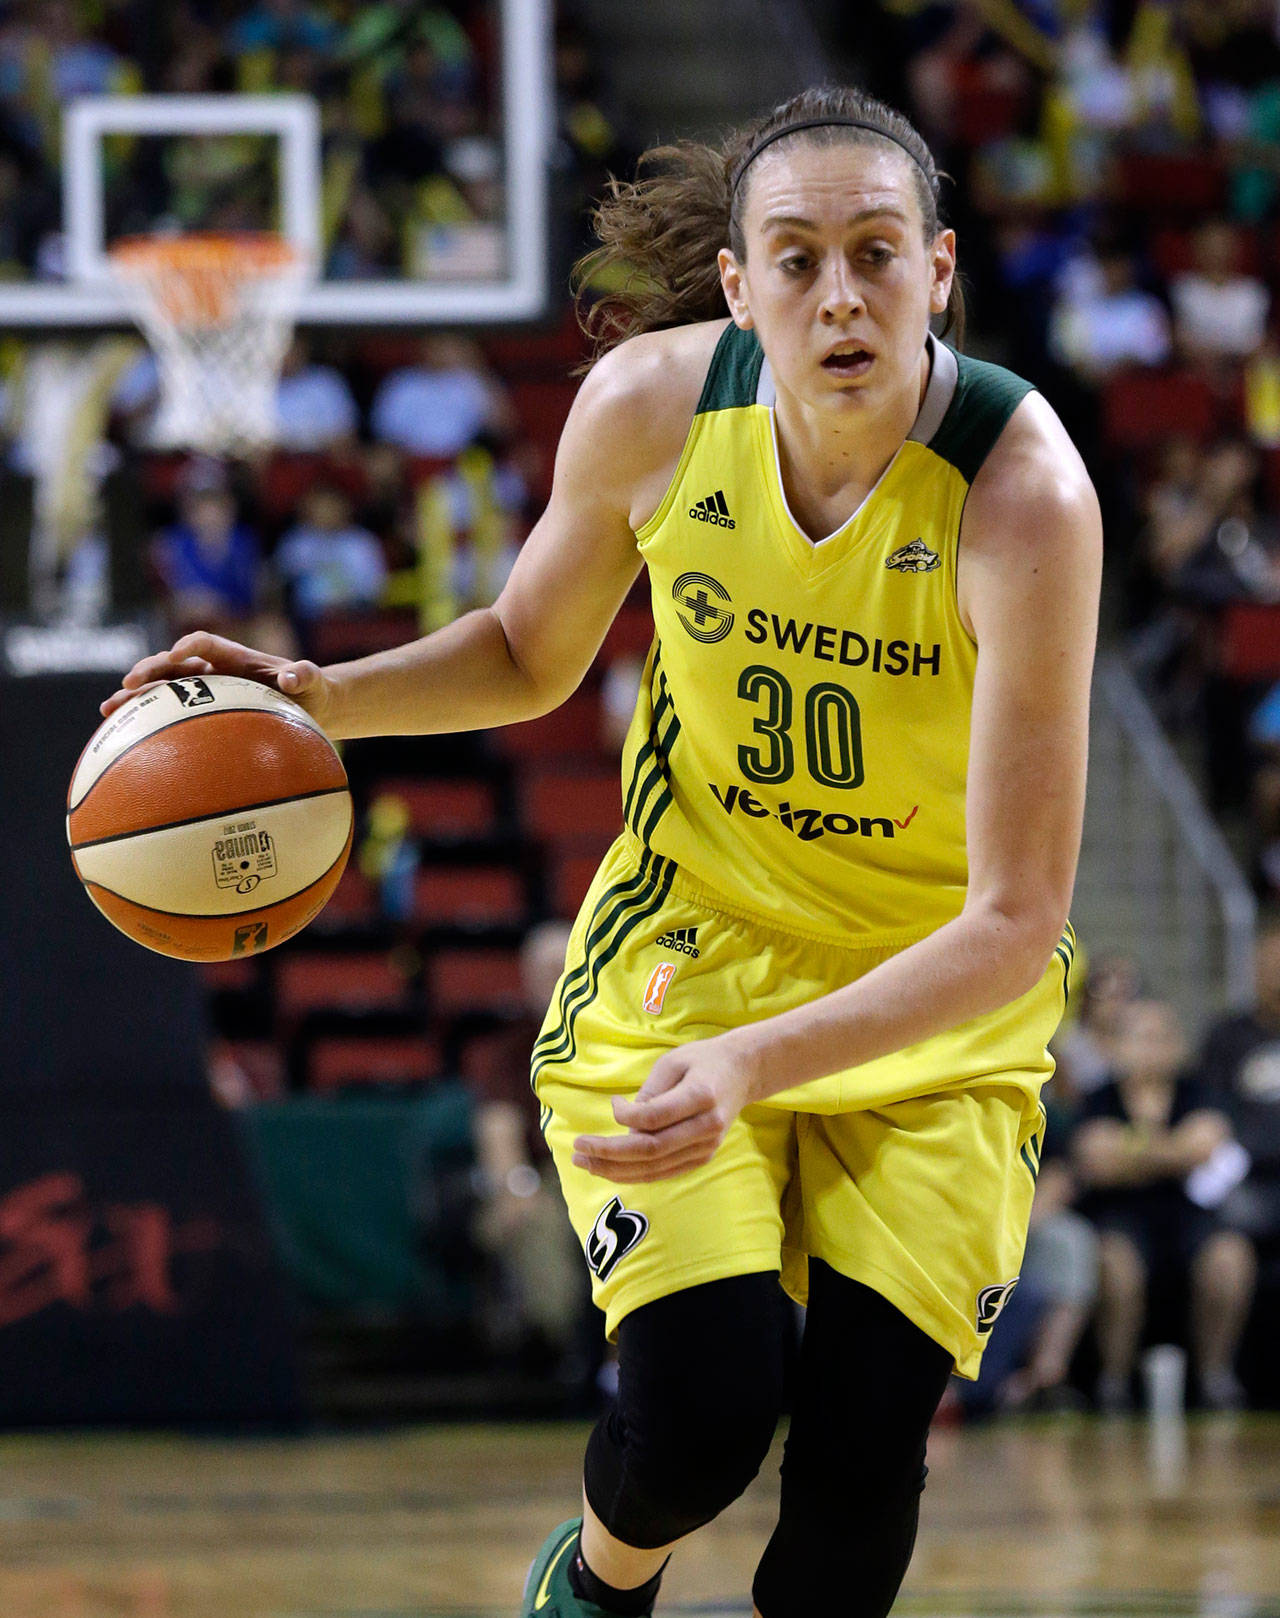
[[1199, 926, 1280, 1259], [1048, 242, 1172, 383], [1053, 954, 1140, 1099], [274, 337, 360, 452], [371, 334, 515, 459], [275, 482, 387, 629], [152, 462, 288, 649], [461, 920, 590, 1380], [1074, 998, 1255, 1411], [326, 185, 399, 279], [1170, 221, 1270, 363]]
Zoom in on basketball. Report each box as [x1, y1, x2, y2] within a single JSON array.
[[66, 673, 353, 962]]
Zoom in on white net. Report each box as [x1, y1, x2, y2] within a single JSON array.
[[108, 233, 311, 454]]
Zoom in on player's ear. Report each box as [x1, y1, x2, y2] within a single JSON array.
[[928, 229, 956, 318], [718, 248, 754, 330]]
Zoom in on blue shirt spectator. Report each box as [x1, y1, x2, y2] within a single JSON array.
[[275, 338, 360, 450], [275, 485, 387, 618], [153, 486, 263, 619], [370, 334, 514, 458]]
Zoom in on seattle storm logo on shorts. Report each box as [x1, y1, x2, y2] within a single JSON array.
[[585, 1196, 649, 1281], [975, 1277, 1019, 1333], [673, 571, 734, 644], [884, 538, 940, 574]]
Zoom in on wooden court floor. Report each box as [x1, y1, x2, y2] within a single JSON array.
[[0, 1414, 1278, 1618]]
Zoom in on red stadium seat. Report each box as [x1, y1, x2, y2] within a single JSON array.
[[491, 692, 604, 760], [426, 946, 524, 1015], [412, 864, 528, 928], [551, 846, 610, 917], [1151, 226, 1262, 280], [275, 951, 413, 1021], [371, 776, 498, 839], [1102, 369, 1219, 449], [599, 603, 655, 664], [321, 864, 379, 926], [306, 609, 420, 662], [1218, 602, 1280, 681], [307, 1034, 442, 1093], [520, 765, 622, 843], [1115, 152, 1226, 215]]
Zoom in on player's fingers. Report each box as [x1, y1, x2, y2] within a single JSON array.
[[575, 1111, 713, 1164], [573, 1144, 712, 1184], [99, 678, 166, 717], [278, 659, 321, 694], [612, 1077, 713, 1132]]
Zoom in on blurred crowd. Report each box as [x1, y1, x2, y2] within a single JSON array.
[[847, 0, 1280, 894], [0, 0, 631, 283], [950, 932, 1280, 1419]]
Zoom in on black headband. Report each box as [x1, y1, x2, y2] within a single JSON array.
[[730, 117, 931, 198]]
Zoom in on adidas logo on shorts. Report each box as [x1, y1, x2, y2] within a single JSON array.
[[656, 925, 700, 958]]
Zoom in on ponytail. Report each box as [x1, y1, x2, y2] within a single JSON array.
[[574, 86, 964, 369]]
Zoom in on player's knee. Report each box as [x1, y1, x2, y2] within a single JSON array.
[[588, 1387, 779, 1544]]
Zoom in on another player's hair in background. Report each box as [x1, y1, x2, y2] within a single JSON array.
[[575, 85, 964, 368]]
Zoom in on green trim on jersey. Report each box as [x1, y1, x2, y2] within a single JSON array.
[[531, 848, 676, 1085], [696, 322, 766, 414], [928, 351, 1034, 485]]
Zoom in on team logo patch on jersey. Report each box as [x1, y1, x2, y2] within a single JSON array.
[[885, 538, 941, 574], [688, 489, 736, 529], [643, 961, 677, 1013], [976, 1277, 1019, 1333], [585, 1196, 649, 1281], [656, 925, 699, 958], [672, 571, 735, 644]]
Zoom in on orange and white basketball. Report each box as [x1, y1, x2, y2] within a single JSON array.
[[67, 674, 353, 961]]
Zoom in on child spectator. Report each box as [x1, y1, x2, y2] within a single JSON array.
[[152, 467, 269, 632], [275, 482, 387, 623], [1074, 999, 1255, 1411]]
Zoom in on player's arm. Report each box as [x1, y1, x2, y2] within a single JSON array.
[[576, 395, 1102, 1182], [101, 339, 679, 736]]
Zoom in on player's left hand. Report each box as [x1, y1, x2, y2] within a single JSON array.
[[572, 1034, 757, 1183]]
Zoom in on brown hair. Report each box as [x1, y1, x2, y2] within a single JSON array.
[[574, 86, 964, 368]]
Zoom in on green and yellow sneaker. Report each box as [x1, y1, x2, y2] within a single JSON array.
[[519, 1518, 614, 1618]]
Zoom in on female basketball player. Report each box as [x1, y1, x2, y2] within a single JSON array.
[[106, 87, 1100, 1618]]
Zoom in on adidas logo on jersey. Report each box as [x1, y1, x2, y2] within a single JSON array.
[[689, 489, 735, 528], [656, 925, 700, 958]]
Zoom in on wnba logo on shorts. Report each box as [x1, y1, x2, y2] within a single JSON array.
[[643, 961, 677, 1013]]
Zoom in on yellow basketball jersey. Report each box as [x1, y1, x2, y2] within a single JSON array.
[[620, 324, 1034, 946]]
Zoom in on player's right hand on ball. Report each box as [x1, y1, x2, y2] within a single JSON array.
[[100, 631, 337, 729]]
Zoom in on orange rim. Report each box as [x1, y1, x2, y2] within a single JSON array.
[[108, 232, 303, 326]]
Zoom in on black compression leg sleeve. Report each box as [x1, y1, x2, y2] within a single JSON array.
[[752, 1260, 954, 1618], [583, 1271, 789, 1549]]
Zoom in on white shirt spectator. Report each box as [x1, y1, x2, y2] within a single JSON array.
[[1049, 250, 1171, 379], [1171, 274, 1270, 360], [275, 363, 360, 450]]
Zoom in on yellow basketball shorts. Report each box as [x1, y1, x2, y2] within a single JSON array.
[[532, 833, 1072, 1379]]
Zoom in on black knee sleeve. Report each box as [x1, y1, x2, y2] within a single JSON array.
[[752, 1262, 953, 1618], [584, 1271, 788, 1549]]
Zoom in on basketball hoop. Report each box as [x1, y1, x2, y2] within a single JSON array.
[[108, 232, 311, 454]]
